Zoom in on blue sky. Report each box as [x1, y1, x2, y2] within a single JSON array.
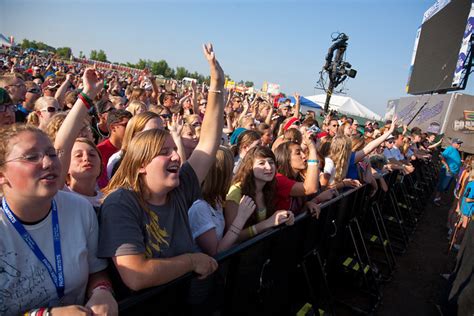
[[1, 0, 472, 115]]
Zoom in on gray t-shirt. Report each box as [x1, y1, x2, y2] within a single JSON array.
[[98, 162, 201, 259]]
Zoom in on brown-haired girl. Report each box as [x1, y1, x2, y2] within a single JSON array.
[[188, 147, 256, 256], [225, 146, 294, 240]]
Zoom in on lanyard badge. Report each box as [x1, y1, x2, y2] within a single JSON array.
[[2, 198, 65, 300]]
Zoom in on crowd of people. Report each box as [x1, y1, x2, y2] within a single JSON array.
[[0, 44, 472, 315]]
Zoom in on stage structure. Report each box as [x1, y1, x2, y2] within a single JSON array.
[[407, 0, 474, 95]]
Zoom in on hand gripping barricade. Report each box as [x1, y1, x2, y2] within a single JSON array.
[[113, 166, 437, 316]]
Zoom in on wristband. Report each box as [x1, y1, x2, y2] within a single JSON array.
[[307, 159, 319, 165], [208, 89, 222, 94], [247, 225, 257, 237], [80, 91, 93, 104], [77, 93, 92, 110], [251, 225, 257, 236]]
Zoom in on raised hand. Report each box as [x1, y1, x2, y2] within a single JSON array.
[[389, 116, 398, 133], [202, 43, 225, 88], [294, 93, 300, 103], [168, 113, 184, 135], [82, 68, 104, 99]]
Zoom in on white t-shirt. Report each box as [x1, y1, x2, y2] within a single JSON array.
[[323, 157, 336, 185], [188, 199, 225, 252], [63, 185, 103, 208], [106, 150, 123, 180], [0, 191, 107, 316]]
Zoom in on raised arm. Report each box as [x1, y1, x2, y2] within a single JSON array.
[[191, 80, 198, 114], [54, 68, 103, 188], [54, 73, 73, 106], [264, 103, 274, 126], [355, 117, 397, 163], [168, 113, 187, 164], [289, 134, 320, 196], [188, 44, 225, 184], [292, 93, 301, 118], [428, 137, 443, 149]]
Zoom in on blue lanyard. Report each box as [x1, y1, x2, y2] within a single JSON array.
[[2, 198, 65, 300]]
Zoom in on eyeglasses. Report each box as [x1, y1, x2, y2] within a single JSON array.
[[41, 107, 59, 113], [7, 83, 26, 89], [0, 150, 59, 165], [27, 88, 41, 94], [0, 104, 15, 112], [101, 108, 114, 114], [113, 121, 128, 128]]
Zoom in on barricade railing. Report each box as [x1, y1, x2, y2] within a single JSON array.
[[116, 166, 436, 315]]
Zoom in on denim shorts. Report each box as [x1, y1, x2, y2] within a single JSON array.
[[437, 169, 454, 192]]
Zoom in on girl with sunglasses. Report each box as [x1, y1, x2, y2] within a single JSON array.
[[26, 96, 61, 131]]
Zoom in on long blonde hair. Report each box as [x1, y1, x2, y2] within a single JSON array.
[[125, 100, 147, 116], [121, 111, 161, 153], [103, 129, 170, 246], [329, 135, 352, 183]]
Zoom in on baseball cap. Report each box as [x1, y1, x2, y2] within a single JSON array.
[[353, 119, 359, 126], [452, 138, 463, 144]]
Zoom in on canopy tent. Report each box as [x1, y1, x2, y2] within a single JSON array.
[[278, 96, 322, 109], [0, 34, 12, 47], [304, 94, 382, 121]]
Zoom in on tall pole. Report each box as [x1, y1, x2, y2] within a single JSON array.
[[324, 82, 334, 113]]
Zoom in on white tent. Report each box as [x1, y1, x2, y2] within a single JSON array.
[[0, 34, 12, 47], [304, 94, 382, 121]]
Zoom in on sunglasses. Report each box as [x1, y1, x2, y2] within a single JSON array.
[[41, 107, 58, 113], [27, 88, 41, 94], [0, 104, 15, 112], [387, 140, 394, 144], [113, 122, 128, 128], [101, 108, 115, 114], [160, 114, 172, 119]]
